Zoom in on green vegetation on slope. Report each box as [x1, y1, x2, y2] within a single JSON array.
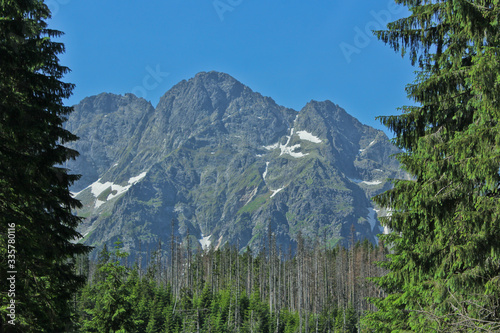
[[75, 239, 386, 332]]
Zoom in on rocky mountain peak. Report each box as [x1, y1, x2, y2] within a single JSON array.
[[65, 71, 403, 262], [157, 71, 246, 112], [192, 71, 246, 95]]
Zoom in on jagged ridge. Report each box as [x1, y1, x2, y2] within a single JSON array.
[[65, 71, 403, 261]]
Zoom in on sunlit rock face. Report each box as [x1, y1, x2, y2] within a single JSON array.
[[65, 71, 403, 261]]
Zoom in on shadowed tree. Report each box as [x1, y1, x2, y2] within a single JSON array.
[[0, 0, 90, 331]]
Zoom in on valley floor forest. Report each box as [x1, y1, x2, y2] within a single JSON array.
[[1, 0, 500, 332], [74, 237, 386, 332]]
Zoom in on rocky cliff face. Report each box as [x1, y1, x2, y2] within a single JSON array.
[[65, 71, 403, 260]]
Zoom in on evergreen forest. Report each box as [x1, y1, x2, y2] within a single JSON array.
[[74, 237, 386, 333], [1, 0, 500, 332]]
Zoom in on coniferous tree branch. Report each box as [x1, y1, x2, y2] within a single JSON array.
[[1, 1, 91, 331]]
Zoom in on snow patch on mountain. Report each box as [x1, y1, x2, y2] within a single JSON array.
[[128, 171, 147, 185], [359, 139, 377, 153], [348, 178, 382, 186], [199, 234, 211, 250], [263, 142, 279, 150], [262, 162, 270, 180], [78, 171, 148, 208], [263, 128, 309, 158], [271, 187, 284, 198], [90, 181, 113, 197], [362, 180, 382, 186], [95, 199, 106, 209], [281, 144, 307, 158], [296, 130, 322, 143]]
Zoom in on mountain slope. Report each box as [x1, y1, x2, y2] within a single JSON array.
[[66, 71, 403, 260]]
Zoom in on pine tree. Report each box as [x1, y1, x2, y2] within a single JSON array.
[[82, 242, 135, 332], [0, 0, 90, 331], [365, 1, 500, 331]]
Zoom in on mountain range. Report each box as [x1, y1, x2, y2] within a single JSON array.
[[64, 71, 403, 260]]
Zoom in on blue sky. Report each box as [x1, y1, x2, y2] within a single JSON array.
[[48, 0, 415, 135]]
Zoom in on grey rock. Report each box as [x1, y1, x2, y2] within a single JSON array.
[[66, 71, 402, 262]]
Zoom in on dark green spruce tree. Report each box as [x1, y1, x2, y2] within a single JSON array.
[[0, 0, 90, 331], [364, 0, 500, 331], [81, 243, 135, 333]]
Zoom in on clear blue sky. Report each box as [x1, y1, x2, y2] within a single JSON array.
[[48, 0, 415, 135]]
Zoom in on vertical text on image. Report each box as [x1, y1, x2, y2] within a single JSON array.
[[7, 222, 17, 326]]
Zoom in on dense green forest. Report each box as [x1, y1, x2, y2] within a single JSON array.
[[73, 237, 387, 333], [2, 0, 500, 331]]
